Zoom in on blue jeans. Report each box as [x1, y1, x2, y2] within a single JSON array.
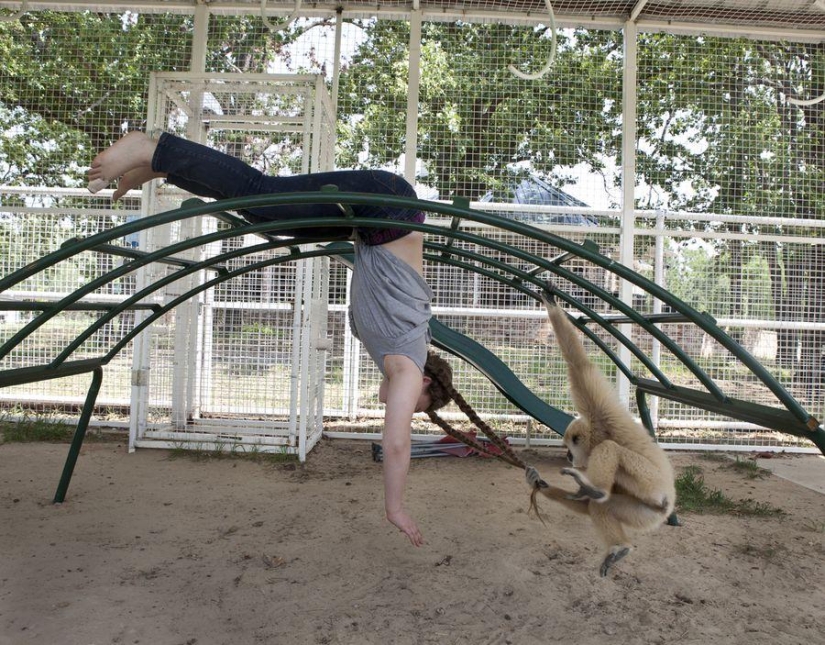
[[152, 133, 424, 244]]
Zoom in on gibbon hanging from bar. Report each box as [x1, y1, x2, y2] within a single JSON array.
[[527, 290, 676, 577]]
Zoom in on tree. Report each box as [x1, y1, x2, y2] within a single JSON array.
[[336, 21, 623, 200]]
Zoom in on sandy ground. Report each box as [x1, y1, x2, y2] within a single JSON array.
[[2, 438, 825, 645]]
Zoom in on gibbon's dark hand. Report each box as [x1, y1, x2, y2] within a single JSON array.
[[525, 466, 549, 489]]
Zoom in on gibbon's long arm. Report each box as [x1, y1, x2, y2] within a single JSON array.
[[540, 293, 629, 431]]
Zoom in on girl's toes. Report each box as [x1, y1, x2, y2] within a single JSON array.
[[88, 178, 110, 194]]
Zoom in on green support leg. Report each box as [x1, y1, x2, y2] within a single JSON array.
[[635, 389, 681, 527], [53, 367, 103, 504]]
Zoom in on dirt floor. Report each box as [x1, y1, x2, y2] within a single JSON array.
[[1, 438, 824, 645]]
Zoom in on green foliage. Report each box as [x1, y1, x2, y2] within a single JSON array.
[[634, 34, 824, 216], [676, 465, 784, 516], [337, 22, 622, 199], [0, 11, 288, 187], [0, 409, 74, 442], [241, 322, 279, 336], [167, 441, 298, 464], [666, 240, 777, 318], [726, 456, 771, 479], [1, 12, 823, 334], [1, 12, 193, 161]]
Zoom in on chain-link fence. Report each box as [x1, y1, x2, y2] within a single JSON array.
[[0, 3, 823, 451]]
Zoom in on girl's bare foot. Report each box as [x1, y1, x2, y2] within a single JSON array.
[[87, 131, 158, 194], [112, 167, 167, 201]]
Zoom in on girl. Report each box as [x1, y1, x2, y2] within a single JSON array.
[[89, 131, 458, 546]]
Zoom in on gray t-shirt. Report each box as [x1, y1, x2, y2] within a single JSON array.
[[349, 240, 433, 375]]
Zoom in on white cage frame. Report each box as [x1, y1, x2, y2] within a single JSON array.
[[129, 72, 335, 460]]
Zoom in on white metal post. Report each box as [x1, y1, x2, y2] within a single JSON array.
[[342, 269, 360, 418], [310, 78, 324, 173], [312, 256, 330, 448], [175, 5, 211, 427], [297, 254, 314, 460], [129, 72, 164, 451], [331, 8, 343, 115], [191, 2, 209, 74], [651, 209, 665, 427], [288, 259, 306, 445], [405, 10, 422, 183], [300, 84, 313, 175], [618, 20, 638, 406]]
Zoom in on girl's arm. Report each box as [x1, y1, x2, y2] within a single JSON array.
[[380, 354, 425, 547]]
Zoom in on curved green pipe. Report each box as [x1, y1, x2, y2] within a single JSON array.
[[420, 244, 671, 386], [50, 238, 288, 366], [0, 191, 818, 434]]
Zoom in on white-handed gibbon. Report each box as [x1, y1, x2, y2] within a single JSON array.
[[527, 291, 676, 577]]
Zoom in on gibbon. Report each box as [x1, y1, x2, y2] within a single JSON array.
[[527, 292, 676, 577]]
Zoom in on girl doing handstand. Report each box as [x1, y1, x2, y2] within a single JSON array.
[[89, 131, 474, 547]]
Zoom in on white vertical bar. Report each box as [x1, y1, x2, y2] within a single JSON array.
[[319, 84, 336, 171], [186, 0, 212, 424], [330, 9, 344, 115], [129, 74, 160, 450], [310, 78, 323, 173], [313, 256, 330, 448], [178, 8, 210, 425], [651, 209, 665, 427], [302, 86, 312, 174], [405, 10, 422, 182], [190, 3, 209, 74], [618, 20, 638, 406], [289, 258, 305, 445], [128, 324, 149, 453], [298, 254, 314, 461], [342, 269, 360, 418]]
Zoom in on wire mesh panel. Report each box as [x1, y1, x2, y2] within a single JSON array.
[[631, 211, 825, 449], [0, 5, 823, 453], [0, 10, 194, 420], [0, 189, 143, 412], [627, 30, 825, 449]]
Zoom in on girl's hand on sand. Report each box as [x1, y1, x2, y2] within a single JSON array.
[[386, 509, 424, 547]]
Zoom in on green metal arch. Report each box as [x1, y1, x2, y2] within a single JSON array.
[[1, 191, 823, 459]]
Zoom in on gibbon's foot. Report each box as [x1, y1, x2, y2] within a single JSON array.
[[88, 131, 157, 195], [525, 466, 549, 490], [561, 467, 607, 502], [600, 546, 631, 577]]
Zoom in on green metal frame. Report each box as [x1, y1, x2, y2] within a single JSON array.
[[1, 191, 823, 500], [322, 241, 574, 434]]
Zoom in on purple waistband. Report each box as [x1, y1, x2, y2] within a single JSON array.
[[358, 211, 425, 246]]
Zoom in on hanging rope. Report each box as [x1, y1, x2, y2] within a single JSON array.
[[508, 0, 558, 80], [788, 0, 825, 106], [788, 92, 825, 107]]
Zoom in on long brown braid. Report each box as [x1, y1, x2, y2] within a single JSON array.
[[424, 351, 525, 469], [423, 350, 550, 519]]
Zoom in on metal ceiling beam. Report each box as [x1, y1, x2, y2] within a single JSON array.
[[2, 1, 824, 41], [629, 0, 650, 23]]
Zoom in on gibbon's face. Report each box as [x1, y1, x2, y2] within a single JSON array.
[[563, 418, 592, 468]]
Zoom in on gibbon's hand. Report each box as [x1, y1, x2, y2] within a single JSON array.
[[525, 466, 550, 490], [561, 467, 606, 501]]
